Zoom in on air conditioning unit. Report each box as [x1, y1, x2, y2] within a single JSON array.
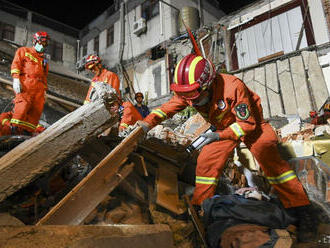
[[133, 18, 147, 36]]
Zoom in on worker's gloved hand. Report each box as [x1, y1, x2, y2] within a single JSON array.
[[199, 131, 220, 147], [13, 78, 22, 94]]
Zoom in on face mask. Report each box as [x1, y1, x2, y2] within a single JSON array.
[[34, 43, 44, 53]]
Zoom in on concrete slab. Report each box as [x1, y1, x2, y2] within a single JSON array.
[[302, 51, 329, 111], [265, 63, 283, 117], [289, 55, 312, 119], [277, 58, 298, 115]]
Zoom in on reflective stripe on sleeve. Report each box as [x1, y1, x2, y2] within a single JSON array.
[[151, 109, 167, 119], [11, 69, 20, 74], [196, 176, 219, 185], [120, 123, 129, 129], [267, 170, 297, 184], [10, 119, 36, 130], [2, 118, 10, 125], [229, 122, 245, 138]]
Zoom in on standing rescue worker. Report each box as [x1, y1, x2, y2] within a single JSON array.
[[137, 53, 317, 242], [84, 54, 120, 104], [10, 31, 49, 135], [134, 92, 150, 118]]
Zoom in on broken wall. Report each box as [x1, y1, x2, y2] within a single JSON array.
[[233, 46, 329, 119]]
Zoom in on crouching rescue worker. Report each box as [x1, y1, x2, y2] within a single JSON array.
[[136, 53, 317, 242], [10, 31, 49, 135], [84, 54, 120, 104], [105, 93, 142, 133]]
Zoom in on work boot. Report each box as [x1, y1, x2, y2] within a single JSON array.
[[292, 204, 318, 243]]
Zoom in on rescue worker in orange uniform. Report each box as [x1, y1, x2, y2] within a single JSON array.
[[137, 53, 317, 242], [105, 93, 142, 132], [10, 31, 49, 135], [84, 54, 120, 104]]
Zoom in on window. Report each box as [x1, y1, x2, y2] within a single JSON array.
[[230, 0, 315, 70], [142, 0, 159, 21], [0, 22, 15, 41], [82, 44, 87, 57], [94, 35, 99, 54], [107, 25, 114, 47], [47, 40, 63, 62]]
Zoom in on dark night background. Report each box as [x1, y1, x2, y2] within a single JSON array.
[[7, 0, 257, 30]]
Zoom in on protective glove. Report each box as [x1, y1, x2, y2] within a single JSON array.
[[198, 131, 220, 148], [13, 78, 22, 94]]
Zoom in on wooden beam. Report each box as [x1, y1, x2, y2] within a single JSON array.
[[37, 126, 144, 225], [0, 99, 118, 202], [0, 77, 81, 108], [156, 164, 185, 215]]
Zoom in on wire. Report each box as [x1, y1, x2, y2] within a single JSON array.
[[125, 2, 140, 92]]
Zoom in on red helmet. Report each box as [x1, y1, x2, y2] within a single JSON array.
[[85, 54, 101, 69], [171, 54, 215, 100], [33, 31, 49, 45]]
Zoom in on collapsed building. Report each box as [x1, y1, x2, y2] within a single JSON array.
[[0, 0, 330, 247]]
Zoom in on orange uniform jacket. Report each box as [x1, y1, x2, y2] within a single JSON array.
[[144, 73, 310, 208], [119, 101, 143, 130], [84, 68, 120, 104], [10, 47, 48, 132], [145, 74, 264, 140]]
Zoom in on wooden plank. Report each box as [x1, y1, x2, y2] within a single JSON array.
[[302, 51, 329, 111], [265, 62, 283, 117], [253, 66, 270, 118], [129, 152, 148, 176], [290, 55, 312, 118], [277, 58, 298, 115], [0, 225, 174, 248], [183, 195, 207, 247], [37, 127, 144, 225], [0, 99, 118, 203], [156, 164, 185, 215]]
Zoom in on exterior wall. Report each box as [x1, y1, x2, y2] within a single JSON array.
[[221, 0, 330, 70], [0, 10, 78, 71], [308, 0, 330, 45], [79, 0, 225, 104]]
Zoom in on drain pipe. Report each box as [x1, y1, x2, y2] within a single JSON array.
[[199, 32, 211, 58], [119, 1, 125, 62]]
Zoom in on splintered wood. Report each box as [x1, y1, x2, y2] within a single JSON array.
[[37, 127, 144, 225], [0, 99, 118, 203]]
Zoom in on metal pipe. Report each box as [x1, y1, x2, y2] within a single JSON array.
[[199, 32, 211, 58], [159, 1, 164, 36]]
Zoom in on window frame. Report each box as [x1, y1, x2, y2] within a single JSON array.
[[106, 25, 114, 47], [141, 0, 159, 21], [229, 0, 315, 70]]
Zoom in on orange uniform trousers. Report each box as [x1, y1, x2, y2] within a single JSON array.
[[0, 111, 13, 136], [11, 90, 45, 132], [192, 122, 310, 208]]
